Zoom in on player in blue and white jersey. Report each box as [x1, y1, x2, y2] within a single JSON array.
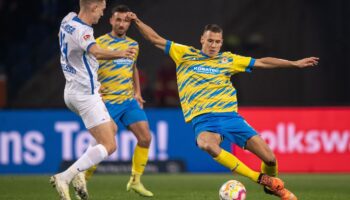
[[50, 0, 137, 200]]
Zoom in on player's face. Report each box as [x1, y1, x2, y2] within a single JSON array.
[[110, 12, 131, 37], [200, 31, 223, 57], [91, 0, 106, 24]]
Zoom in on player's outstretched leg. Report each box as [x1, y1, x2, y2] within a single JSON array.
[[71, 172, 89, 200], [50, 174, 71, 200]]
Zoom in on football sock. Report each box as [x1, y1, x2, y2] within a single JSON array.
[[261, 161, 278, 177], [60, 144, 108, 183], [214, 149, 260, 182], [131, 145, 149, 182]]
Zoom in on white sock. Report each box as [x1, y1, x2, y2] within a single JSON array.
[[59, 144, 108, 183]]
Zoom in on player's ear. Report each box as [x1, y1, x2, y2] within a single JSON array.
[[89, 3, 96, 12], [200, 35, 204, 45], [109, 16, 113, 25]]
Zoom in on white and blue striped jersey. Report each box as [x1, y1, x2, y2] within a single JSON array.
[[59, 12, 100, 95]]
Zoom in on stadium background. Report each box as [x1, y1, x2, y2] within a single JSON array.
[[0, 0, 350, 199]]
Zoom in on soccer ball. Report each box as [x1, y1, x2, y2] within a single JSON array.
[[219, 180, 246, 200]]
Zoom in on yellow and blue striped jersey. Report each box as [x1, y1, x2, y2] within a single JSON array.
[[165, 41, 255, 122], [96, 33, 139, 104]]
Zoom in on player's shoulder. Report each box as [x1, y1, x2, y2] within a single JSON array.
[[64, 14, 92, 34], [61, 12, 77, 24], [96, 33, 110, 43], [222, 51, 234, 57], [172, 42, 195, 52]]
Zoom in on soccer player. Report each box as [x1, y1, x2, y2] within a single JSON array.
[[127, 12, 319, 200], [75, 5, 154, 197], [51, 0, 137, 199]]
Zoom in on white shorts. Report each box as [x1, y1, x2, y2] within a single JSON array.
[[64, 93, 111, 129]]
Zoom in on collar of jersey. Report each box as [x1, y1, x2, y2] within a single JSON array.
[[199, 51, 222, 58], [108, 33, 126, 41], [72, 16, 92, 28]]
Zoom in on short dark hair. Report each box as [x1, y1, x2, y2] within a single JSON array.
[[80, 0, 104, 8], [111, 4, 131, 16], [203, 24, 223, 34]]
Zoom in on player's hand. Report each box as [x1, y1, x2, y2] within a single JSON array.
[[126, 12, 138, 21], [294, 57, 319, 68], [119, 47, 137, 60], [134, 93, 146, 109], [99, 86, 107, 97]]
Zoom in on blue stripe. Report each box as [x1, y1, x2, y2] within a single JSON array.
[[86, 42, 96, 53], [83, 52, 94, 94], [206, 101, 219, 108], [208, 87, 226, 98], [165, 40, 172, 55], [184, 110, 191, 119], [179, 77, 196, 91], [222, 101, 238, 109], [246, 58, 256, 72], [120, 78, 131, 84], [194, 77, 217, 87], [112, 64, 125, 70], [188, 90, 206, 103], [100, 76, 116, 83]]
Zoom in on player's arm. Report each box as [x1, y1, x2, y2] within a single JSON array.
[[88, 43, 137, 60], [132, 64, 145, 108], [254, 57, 319, 69], [127, 12, 167, 51]]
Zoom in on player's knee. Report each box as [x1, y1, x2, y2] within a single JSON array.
[[104, 140, 117, 155], [138, 133, 152, 147], [197, 141, 214, 152]]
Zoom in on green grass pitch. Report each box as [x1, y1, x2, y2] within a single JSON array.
[[0, 174, 349, 199]]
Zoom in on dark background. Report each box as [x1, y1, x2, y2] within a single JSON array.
[[0, 0, 349, 108]]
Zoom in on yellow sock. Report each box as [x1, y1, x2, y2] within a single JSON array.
[[214, 149, 260, 182], [131, 145, 149, 180], [261, 161, 278, 177]]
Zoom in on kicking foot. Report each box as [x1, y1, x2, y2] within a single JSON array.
[[72, 172, 89, 200], [49, 174, 71, 200], [258, 174, 284, 191]]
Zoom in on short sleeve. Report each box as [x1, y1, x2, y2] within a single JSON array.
[[165, 40, 190, 65], [78, 28, 96, 53], [230, 53, 256, 73]]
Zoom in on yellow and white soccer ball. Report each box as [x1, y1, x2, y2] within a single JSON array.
[[219, 180, 246, 200]]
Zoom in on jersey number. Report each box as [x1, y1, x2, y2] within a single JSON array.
[[59, 32, 76, 74]]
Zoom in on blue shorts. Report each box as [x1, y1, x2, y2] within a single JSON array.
[[105, 99, 148, 127], [191, 112, 257, 148]]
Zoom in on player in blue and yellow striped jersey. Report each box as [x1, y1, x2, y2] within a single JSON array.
[[128, 12, 319, 200], [73, 5, 154, 198]]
